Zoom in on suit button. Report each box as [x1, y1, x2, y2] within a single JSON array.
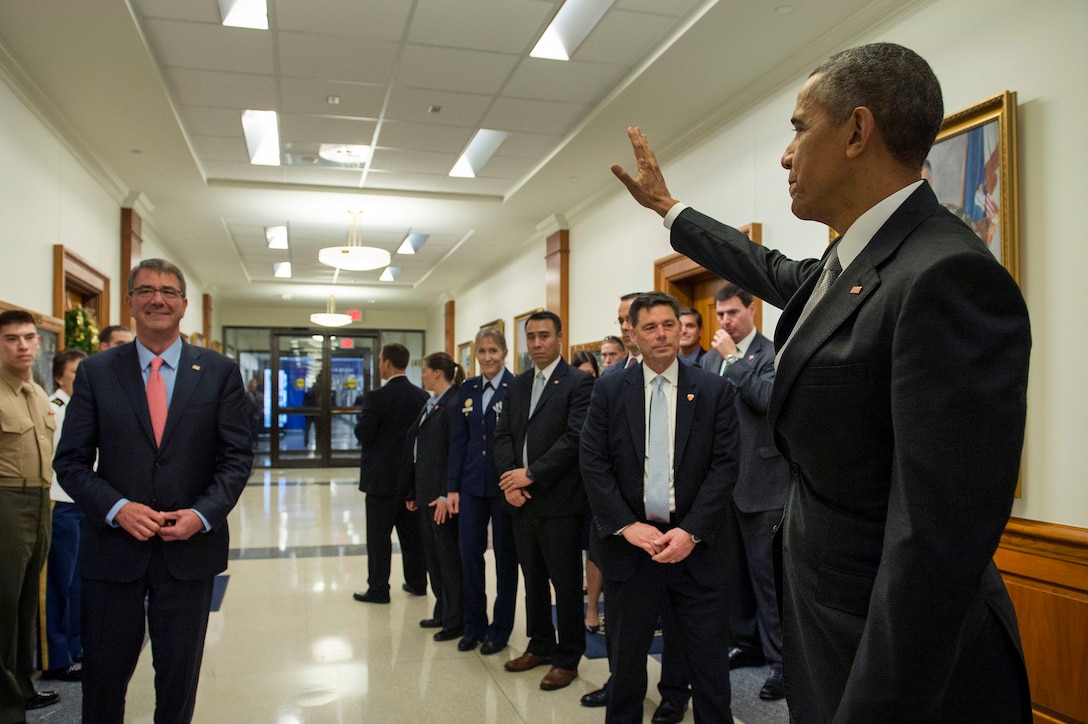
[[789, 463, 800, 477], [481, 451, 486, 457]]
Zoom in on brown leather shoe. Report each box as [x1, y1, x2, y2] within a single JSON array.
[[503, 651, 552, 672], [539, 667, 578, 690]]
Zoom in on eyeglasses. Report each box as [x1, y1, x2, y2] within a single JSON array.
[[130, 286, 185, 301]]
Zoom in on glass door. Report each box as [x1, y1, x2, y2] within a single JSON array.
[[270, 331, 379, 467]]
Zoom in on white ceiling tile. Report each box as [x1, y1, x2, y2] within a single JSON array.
[[191, 134, 249, 162], [574, 9, 678, 64], [133, 0, 221, 23], [383, 88, 491, 127], [277, 31, 399, 84], [613, 0, 701, 17], [503, 58, 627, 103], [278, 79, 385, 117], [497, 131, 564, 158], [143, 19, 274, 74], [279, 114, 377, 146], [164, 68, 277, 109], [272, 0, 412, 41], [407, 0, 553, 54], [370, 148, 458, 174], [397, 45, 519, 95], [180, 105, 245, 136], [482, 97, 589, 135], [376, 121, 474, 154]]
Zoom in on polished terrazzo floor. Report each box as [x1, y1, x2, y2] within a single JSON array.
[[30, 467, 788, 723]]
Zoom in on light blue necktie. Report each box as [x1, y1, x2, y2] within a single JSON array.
[[645, 375, 670, 523], [524, 371, 546, 464]]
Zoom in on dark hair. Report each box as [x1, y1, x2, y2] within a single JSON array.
[[678, 306, 703, 328], [52, 348, 87, 382], [808, 42, 943, 169], [571, 351, 600, 377], [128, 258, 187, 297], [423, 352, 465, 385], [475, 326, 508, 352], [601, 335, 624, 348], [0, 309, 36, 329], [628, 291, 680, 327], [380, 342, 411, 370], [99, 325, 131, 346], [526, 310, 561, 335], [619, 292, 642, 302], [714, 283, 754, 307]]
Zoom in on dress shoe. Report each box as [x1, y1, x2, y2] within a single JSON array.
[[479, 639, 507, 656], [503, 651, 551, 672], [580, 687, 608, 707], [433, 627, 463, 642], [419, 617, 443, 628], [40, 664, 81, 681], [652, 699, 688, 724], [759, 665, 786, 700], [353, 590, 390, 604], [25, 691, 60, 710], [539, 666, 577, 690], [402, 583, 427, 596], [727, 645, 765, 669], [457, 634, 481, 652]]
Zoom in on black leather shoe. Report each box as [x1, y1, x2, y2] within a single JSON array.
[[479, 639, 507, 656], [433, 628, 463, 642], [26, 691, 60, 710], [759, 666, 786, 700], [40, 664, 81, 681], [419, 617, 443, 628], [580, 687, 608, 708], [727, 646, 765, 669], [353, 590, 390, 604], [651, 699, 688, 724], [402, 583, 427, 596], [457, 634, 481, 652]]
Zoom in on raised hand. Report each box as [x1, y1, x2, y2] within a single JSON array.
[[610, 127, 680, 217]]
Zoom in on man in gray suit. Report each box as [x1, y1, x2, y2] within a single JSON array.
[[613, 43, 1031, 721], [700, 283, 788, 700]]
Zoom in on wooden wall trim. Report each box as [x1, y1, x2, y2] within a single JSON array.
[[996, 517, 1088, 724], [545, 229, 569, 359], [444, 300, 455, 356], [53, 244, 111, 331]]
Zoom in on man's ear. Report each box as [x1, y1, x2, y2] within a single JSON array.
[[845, 106, 877, 159]]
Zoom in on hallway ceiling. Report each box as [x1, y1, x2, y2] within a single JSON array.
[[0, 0, 920, 314]]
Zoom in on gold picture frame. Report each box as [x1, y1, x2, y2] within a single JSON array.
[[927, 91, 1020, 284], [513, 308, 544, 374], [479, 318, 505, 335]]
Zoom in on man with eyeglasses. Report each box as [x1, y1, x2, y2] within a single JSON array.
[[55, 258, 253, 723]]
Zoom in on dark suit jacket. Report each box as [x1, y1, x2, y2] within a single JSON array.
[[599, 354, 631, 377], [448, 370, 512, 498], [405, 386, 457, 505], [579, 362, 739, 587], [355, 375, 428, 497], [671, 182, 1031, 720], [493, 358, 593, 518], [700, 332, 788, 513], [54, 341, 253, 582]]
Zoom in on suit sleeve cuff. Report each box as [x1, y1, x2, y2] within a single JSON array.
[[663, 202, 690, 229]]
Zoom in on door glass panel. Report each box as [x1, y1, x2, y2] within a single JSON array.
[[275, 334, 323, 464], [329, 334, 375, 463]]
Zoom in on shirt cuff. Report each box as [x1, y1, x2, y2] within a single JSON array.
[[662, 202, 689, 229], [192, 508, 211, 533], [106, 498, 129, 526]]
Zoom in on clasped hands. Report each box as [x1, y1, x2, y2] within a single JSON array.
[[406, 492, 459, 524], [499, 468, 532, 508], [622, 521, 695, 564], [116, 501, 203, 542]]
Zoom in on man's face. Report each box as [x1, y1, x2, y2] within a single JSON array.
[[126, 269, 187, 338], [525, 319, 561, 369], [476, 337, 506, 379], [55, 358, 81, 396], [781, 74, 850, 227], [716, 296, 756, 343], [633, 304, 680, 372], [100, 330, 133, 350], [0, 322, 40, 379], [600, 341, 624, 369], [678, 314, 702, 350], [617, 298, 639, 354]]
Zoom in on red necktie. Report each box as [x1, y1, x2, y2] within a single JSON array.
[[624, 356, 638, 369], [147, 357, 167, 446]]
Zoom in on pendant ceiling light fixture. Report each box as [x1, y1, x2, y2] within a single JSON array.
[[318, 210, 391, 271], [310, 294, 352, 328]]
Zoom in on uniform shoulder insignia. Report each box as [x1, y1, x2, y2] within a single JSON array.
[[51, 397, 65, 407]]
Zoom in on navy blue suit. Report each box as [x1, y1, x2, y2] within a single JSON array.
[[55, 341, 253, 723], [581, 361, 739, 723], [448, 370, 518, 645]]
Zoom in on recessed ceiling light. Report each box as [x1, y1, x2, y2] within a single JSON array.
[[531, 0, 614, 61], [450, 129, 508, 178], [379, 267, 401, 282], [327, 95, 341, 105], [397, 233, 428, 255], [318, 143, 372, 166], [273, 262, 292, 278], [265, 225, 288, 249], [218, 0, 268, 30], [241, 110, 280, 166]]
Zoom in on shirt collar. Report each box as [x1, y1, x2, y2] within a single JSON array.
[[135, 335, 183, 371], [0, 364, 31, 392], [642, 357, 680, 388], [836, 180, 923, 273], [484, 369, 507, 387], [534, 356, 562, 381], [735, 327, 758, 356]]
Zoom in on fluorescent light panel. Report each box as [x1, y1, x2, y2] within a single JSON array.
[[530, 0, 614, 61], [273, 262, 292, 278], [397, 233, 428, 255], [379, 267, 401, 282], [265, 225, 288, 249], [449, 129, 508, 178], [219, 0, 268, 30], [242, 110, 280, 166]]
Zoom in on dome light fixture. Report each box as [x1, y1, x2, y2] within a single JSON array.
[[317, 211, 391, 271], [310, 294, 352, 328]]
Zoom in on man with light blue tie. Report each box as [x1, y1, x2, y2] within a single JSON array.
[[581, 291, 739, 723], [56, 258, 253, 723]]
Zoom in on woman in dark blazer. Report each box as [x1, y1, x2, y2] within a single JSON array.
[[405, 352, 465, 642]]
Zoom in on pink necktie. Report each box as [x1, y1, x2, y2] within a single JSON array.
[[625, 356, 638, 369], [147, 357, 167, 446]]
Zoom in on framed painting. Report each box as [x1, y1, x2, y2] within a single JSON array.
[[457, 340, 475, 377], [479, 318, 505, 335], [925, 91, 1020, 283], [513, 308, 543, 374]]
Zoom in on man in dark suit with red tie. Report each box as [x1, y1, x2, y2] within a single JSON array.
[[55, 259, 253, 723], [613, 42, 1031, 721], [581, 291, 739, 723]]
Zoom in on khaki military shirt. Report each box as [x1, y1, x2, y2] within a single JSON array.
[[0, 364, 55, 485]]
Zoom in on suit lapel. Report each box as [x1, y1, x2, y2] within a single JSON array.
[[769, 184, 937, 431], [674, 365, 696, 469], [623, 366, 646, 466], [112, 344, 156, 446], [161, 343, 201, 448], [529, 360, 565, 420]]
